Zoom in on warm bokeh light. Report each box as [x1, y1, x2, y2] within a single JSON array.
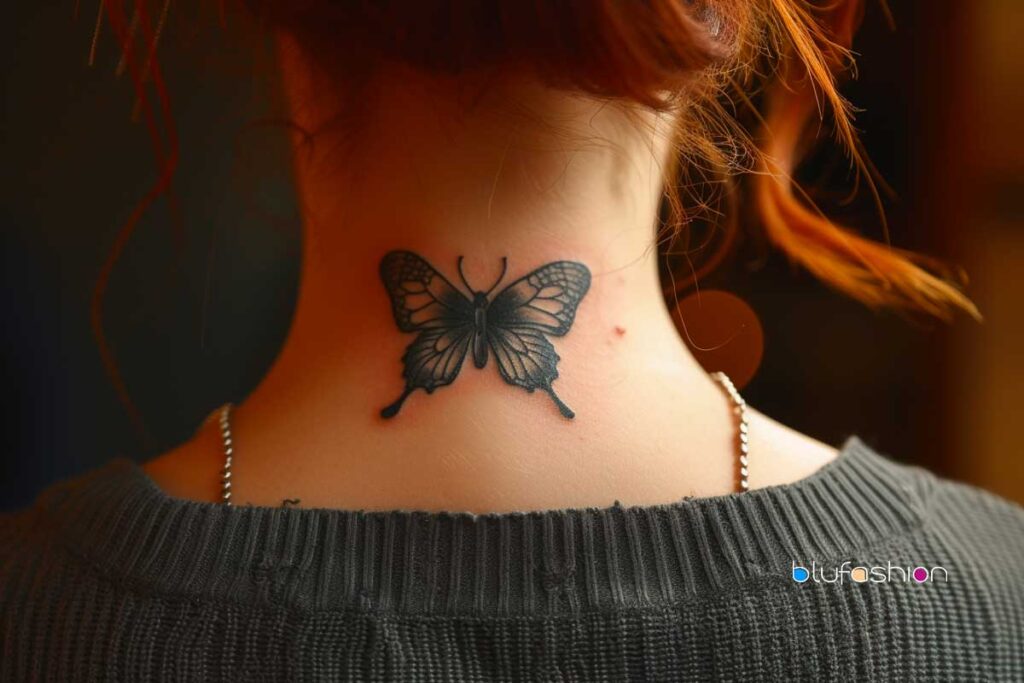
[[676, 290, 764, 390]]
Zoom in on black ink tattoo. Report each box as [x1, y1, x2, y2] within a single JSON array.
[[379, 250, 591, 419]]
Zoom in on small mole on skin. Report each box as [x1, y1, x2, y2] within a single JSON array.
[[614, 326, 626, 336]]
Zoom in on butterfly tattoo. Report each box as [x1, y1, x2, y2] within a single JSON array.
[[379, 250, 591, 419]]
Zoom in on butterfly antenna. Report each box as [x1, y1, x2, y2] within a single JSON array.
[[456, 256, 474, 294], [484, 257, 508, 297]]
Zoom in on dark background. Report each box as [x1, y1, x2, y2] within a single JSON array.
[[4, 2, 1022, 510]]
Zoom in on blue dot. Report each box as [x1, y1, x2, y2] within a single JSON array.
[[792, 566, 810, 583]]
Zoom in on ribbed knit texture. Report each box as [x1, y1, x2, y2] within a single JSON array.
[[2, 435, 1022, 681]]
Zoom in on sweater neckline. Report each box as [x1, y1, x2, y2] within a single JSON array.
[[39, 435, 925, 615]]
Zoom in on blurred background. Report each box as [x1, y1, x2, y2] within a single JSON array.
[[3, 2, 1022, 511]]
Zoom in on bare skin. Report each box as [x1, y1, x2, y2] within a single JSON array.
[[144, 34, 838, 513]]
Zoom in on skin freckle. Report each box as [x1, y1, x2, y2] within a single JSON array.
[[614, 326, 626, 336]]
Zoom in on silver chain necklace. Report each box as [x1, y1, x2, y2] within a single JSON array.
[[216, 371, 750, 506], [709, 370, 751, 491]]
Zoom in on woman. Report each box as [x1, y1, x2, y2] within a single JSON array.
[[2, 0, 1022, 680]]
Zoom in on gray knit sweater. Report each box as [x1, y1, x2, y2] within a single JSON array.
[[2, 435, 1023, 681]]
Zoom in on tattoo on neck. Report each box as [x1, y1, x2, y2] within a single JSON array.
[[379, 250, 591, 419]]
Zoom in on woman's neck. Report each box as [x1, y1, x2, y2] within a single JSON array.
[[146, 43, 837, 511], [278, 51, 680, 357]]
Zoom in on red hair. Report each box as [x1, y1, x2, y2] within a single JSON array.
[[94, 0, 978, 439]]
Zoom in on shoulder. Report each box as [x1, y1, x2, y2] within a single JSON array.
[[846, 438, 1024, 556], [0, 491, 73, 633], [790, 439, 1024, 673], [0, 474, 80, 581], [0, 463, 131, 605], [914, 470, 1024, 665], [881, 451, 1024, 638], [0, 469, 78, 545], [920, 465, 1024, 559]]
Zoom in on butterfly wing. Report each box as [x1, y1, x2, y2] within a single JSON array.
[[487, 325, 562, 389], [379, 251, 476, 417], [399, 326, 474, 392], [380, 250, 475, 331], [486, 261, 591, 417], [487, 261, 591, 336]]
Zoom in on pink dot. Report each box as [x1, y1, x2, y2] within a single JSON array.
[[912, 567, 929, 583]]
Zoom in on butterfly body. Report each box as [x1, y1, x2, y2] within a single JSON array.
[[379, 250, 591, 420], [471, 292, 489, 369]]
